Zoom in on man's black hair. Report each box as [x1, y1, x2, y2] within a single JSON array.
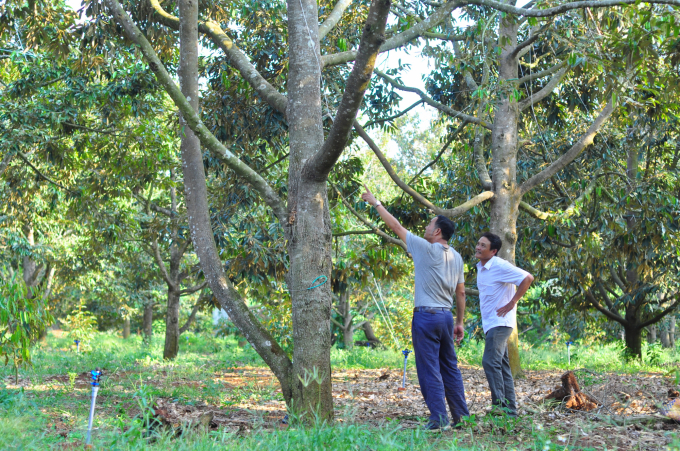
[[435, 215, 455, 241], [480, 232, 502, 255]]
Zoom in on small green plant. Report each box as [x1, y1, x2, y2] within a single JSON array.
[[62, 302, 97, 352], [0, 270, 54, 384], [68, 371, 77, 391], [646, 342, 663, 366]]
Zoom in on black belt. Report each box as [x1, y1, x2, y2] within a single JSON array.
[[413, 307, 451, 313]]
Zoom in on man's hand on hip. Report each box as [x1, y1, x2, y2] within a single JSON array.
[[496, 300, 517, 317]]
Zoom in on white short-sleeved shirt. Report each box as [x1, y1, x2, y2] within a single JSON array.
[[406, 232, 465, 309], [476, 256, 530, 333]]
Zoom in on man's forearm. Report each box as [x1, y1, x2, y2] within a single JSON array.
[[375, 205, 402, 234], [510, 275, 534, 305], [455, 293, 465, 325]]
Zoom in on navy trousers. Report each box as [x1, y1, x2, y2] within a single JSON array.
[[412, 310, 470, 425]]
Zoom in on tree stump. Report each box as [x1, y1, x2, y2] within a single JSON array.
[[543, 371, 599, 411]]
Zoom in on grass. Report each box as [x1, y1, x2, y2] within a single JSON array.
[[1, 331, 679, 450]]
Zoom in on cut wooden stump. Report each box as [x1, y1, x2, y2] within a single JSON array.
[[543, 371, 599, 411]]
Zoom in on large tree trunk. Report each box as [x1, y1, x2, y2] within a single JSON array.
[[624, 326, 643, 359], [661, 320, 671, 348], [648, 324, 657, 343], [670, 316, 676, 348], [362, 320, 381, 346], [123, 316, 131, 339], [163, 290, 181, 359], [285, 0, 334, 420], [489, 12, 523, 378], [143, 302, 154, 339]]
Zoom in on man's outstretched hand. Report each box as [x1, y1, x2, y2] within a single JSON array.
[[361, 184, 378, 206], [454, 323, 464, 344]]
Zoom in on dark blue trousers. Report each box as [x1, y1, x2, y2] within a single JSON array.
[[412, 310, 470, 425]]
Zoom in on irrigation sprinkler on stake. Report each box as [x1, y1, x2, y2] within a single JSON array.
[[74, 340, 80, 353], [566, 341, 573, 365], [399, 350, 412, 391], [85, 368, 102, 446]]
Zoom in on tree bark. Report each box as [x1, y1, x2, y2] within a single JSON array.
[[648, 324, 657, 343], [123, 316, 131, 339], [286, 0, 334, 420], [661, 321, 671, 348], [624, 326, 643, 358], [164, 290, 181, 359], [143, 302, 154, 339], [487, 10, 524, 378], [362, 320, 381, 346], [670, 316, 676, 348]]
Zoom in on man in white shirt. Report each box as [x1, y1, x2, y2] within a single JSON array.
[[475, 232, 534, 417], [361, 185, 469, 431]]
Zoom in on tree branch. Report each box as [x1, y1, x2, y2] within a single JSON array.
[[179, 291, 210, 334], [464, 0, 680, 18], [516, 60, 567, 85], [511, 21, 552, 59], [332, 229, 375, 236], [149, 0, 287, 116], [0, 153, 13, 176], [422, 31, 466, 41], [106, 0, 287, 224], [362, 99, 423, 129], [302, 0, 391, 182], [151, 237, 176, 290], [132, 192, 174, 217], [586, 289, 629, 326], [319, 0, 354, 40], [180, 280, 208, 296], [331, 183, 408, 252], [17, 152, 73, 193], [518, 66, 569, 111], [520, 96, 614, 195], [321, 0, 465, 67], [639, 294, 680, 329], [407, 120, 469, 186], [518, 169, 602, 219], [62, 122, 124, 136], [474, 127, 493, 190], [374, 69, 491, 128], [355, 121, 494, 218]]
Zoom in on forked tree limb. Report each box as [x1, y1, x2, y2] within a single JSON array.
[[319, 0, 354, 40], [374, 69, 491, 128], [106, 0, 287, 224], [585, 289, 629, 326], [148, 0, 287, 116], [303, 0, 392, 182], [321, 0, 465, 67], [354, 121, 494, 218], [516, 60, 567, 85], [180, 280, 208, 296], [520, 97, 614, 195], [519, 169, 602, 219], [639, 294, 680, 329], [518, 66, 570, 111], [407, 120, 469, 186], [510, 21, 553, 59]]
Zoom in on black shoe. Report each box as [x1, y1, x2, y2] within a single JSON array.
[[423, 421, 450, 432], [281, 414, 288, 424]]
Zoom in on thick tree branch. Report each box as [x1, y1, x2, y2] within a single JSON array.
[[355, 121, 493, 218], [374, 69, 491, 128], [302, 0, 391, 182], [586, 289, 629, 326], [516, 60, 567, 85], [520, 97, 614, 195], [180, 280, 208, 296], [321, 0, 464, 67], [518, 66, 569, 111], [107, 0, 287, 223], [474, 127, 493, 190], [41, 265, 56, 301], [332, 184, 408, 252], [518, 169, 601, 219], [464, 0, 680, 18], [639, 294, 680, 329], [0, 153, 13, 176], [511, 21, 552, 59], [149, 0, 287, 116], [319, 0, 354, 39]]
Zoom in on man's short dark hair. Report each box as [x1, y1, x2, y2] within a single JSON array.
[[435, 215, 455, 241], [481, 232, 502, 255]]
